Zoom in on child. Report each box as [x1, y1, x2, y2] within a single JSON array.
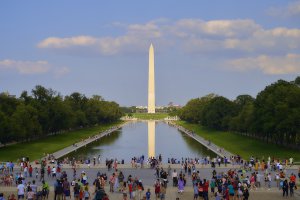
[[84, 188, 90, 200], [146, 188, 151, 200]]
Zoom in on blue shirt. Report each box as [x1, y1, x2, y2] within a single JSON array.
[[146, 191, 151, 199], [228, 184, 234, 194]]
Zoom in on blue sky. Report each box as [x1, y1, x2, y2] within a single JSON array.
[[0, 0, 299, 106]]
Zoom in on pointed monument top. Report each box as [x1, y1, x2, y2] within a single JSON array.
[[150, 43, 153, 48]]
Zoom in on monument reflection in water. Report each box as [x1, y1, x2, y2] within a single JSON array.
[[64, 121, 216, 162], [148, 120, 155, 158]]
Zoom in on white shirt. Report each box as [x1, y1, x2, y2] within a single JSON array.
[[17, 184, 25, 195], [268, 174, 272, 181], [52, 168, 56, 173], [172, 172, 177, 178]]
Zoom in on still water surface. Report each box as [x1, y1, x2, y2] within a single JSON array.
[[66, 121, 216, 162]]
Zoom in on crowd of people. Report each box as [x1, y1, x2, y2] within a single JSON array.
[[0, 154, 299, 200]]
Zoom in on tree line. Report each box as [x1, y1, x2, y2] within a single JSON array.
[[0, 85, 123, 144], [179, 77, 300, 148]]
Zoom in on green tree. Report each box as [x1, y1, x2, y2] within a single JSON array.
[[179, 94, 216, 123], [202, 96, 238, 130], [253, 80, 300, 146], [11, 104, 42, 141]]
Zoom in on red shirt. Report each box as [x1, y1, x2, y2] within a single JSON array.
[[154, 183, 160, 193], [203, 182, 209, 192], [128, 183, 133, 192]]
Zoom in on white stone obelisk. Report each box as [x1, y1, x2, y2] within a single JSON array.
[[148, 44, 155, 113]]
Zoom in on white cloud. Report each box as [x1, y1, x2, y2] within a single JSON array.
[[37, 18, 300, 56], [0, 59, 70, 77], [37, 36, 97, 48], [173, 19, 260, 38], [37, 20, 165, 55], [227, 54, 300, 75], [268, 1, 300, 17], [0, 59, 50, 74]]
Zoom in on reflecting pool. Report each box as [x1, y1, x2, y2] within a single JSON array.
[[65, 121, 216, 162]]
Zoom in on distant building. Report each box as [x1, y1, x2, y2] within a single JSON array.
[[1, 91, 16, 98]]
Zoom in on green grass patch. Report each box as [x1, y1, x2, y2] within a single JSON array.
[[176, 121, 300, 161], [131, 113, 169, 120], [0, 121, 123, 162]]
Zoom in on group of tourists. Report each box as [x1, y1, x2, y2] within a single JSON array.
[[0, 153, 299, 200]]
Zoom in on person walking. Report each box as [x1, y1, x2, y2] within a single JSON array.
[[177, 176, 184, 194]]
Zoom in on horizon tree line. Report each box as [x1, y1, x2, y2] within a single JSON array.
[[0, 85, 123, 144], [179, 76, 300, 149]]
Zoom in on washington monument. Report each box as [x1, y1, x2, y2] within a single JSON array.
[[148, 43, 155, 113]]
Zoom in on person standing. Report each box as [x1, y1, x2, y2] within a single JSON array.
[[17, 181, 25, 200], [109, 173, 115, 193], [73, 183, 80, 200], [54, 179, 64, 200], [63, 178, 71, 200], [154, 179, 161, 200], [52, 167, 56, 178], [289, 180, 295, 197], [243, 188, 249, 200], [267, 173, 272, 189], [160, 184, 166, 200], [145, 188, 151, 200], [202, 179, 209, 200], [193, 183, 198, 200], [28, 165, 33, 178], [42, 180, 49, 199], [282, 179, 289, 198], [172, 170, 178, 187], [26, 188, 34, 200], [177, 176, 184, 194], [30, 180, 37, 196], [23, 166, 28, 178]]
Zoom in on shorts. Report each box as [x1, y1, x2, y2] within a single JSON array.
[[64, 190, 70, 196], [18, 194, 25, 199], [230, 193, 234, 196], [193, 194, 198, 198]]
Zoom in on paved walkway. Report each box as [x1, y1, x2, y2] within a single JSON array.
[[168, 122, 234, 158], [50, 123, 128, 159]]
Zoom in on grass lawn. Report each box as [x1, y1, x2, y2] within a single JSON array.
[[0, 121, 123, 162], [176, 121, 300, 161], [131, 113, 169, 120]]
